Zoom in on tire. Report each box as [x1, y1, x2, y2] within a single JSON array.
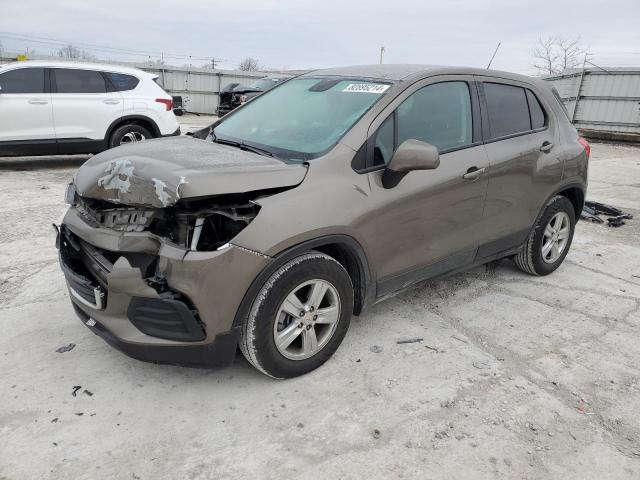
[[109, 124, 153, 148], [239, 252, 354, 379], [515, 195, 576, 276]]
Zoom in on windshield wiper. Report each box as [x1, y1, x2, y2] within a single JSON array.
[[214, 138, 273, 157]]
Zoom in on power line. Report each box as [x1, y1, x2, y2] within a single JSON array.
[[0, 32, 231, 63]]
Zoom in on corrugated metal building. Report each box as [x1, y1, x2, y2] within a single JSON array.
[[544, 68, 640, 141]]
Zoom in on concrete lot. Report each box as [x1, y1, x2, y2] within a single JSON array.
[[1, 142, 639, 479]]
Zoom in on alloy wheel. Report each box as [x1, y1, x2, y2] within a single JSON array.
[[273, 279, 341, 360], [541, 211, 570, 263], [120, 132, 146, 144]]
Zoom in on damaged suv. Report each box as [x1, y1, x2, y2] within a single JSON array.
[[58, 65, 589, 378]]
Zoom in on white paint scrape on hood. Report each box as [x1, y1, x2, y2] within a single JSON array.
[[74, 136, 308, 208]]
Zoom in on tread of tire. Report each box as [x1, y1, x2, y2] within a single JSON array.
[[238, 252, 348, 379], [514, 195, 565, 276]]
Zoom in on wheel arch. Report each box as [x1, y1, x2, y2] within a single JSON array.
[[556, 185, 585, 219], [105, 115, 161, 143], [231, 235, 374, 331], [531, 183, 585, 233]]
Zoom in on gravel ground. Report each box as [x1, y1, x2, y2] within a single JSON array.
[[0, 142, 639, 479]]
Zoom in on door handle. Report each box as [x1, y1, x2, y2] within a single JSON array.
[[103, 99, 120, 105], [462, 166, 486, 180], [28, 99, 48, 105], [540, 141, 554, 152]]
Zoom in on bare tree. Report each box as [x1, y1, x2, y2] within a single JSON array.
[[57, 44, 96, 61], [556, 36, 585, 72], [532, 35, 586, 75], [238, 57, 260, 71]]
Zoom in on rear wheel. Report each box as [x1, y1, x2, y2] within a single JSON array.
[[239, 253, 353, 379], [515, 195, 575, 275], [109, 124, 153, 148]]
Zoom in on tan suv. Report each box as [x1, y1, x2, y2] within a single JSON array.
[[57, 65, 589, 378]]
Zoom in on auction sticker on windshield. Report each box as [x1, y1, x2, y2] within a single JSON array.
[[342, 83, 390, 94]]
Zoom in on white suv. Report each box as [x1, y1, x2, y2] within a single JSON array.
[[0, 61, 180, 156]]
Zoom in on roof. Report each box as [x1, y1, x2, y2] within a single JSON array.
[[303, 64, 546, 86], [0, 60, 151, 76]]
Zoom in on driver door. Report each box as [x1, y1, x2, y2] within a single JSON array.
[[362, 78, 491, 296]]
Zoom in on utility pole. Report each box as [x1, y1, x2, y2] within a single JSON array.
[[379, 46, 385, 64], [210, 58, 216, 70], [486, 41, 501, 69]]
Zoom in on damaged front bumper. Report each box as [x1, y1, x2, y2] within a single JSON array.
[[57, 206, 271, 367]]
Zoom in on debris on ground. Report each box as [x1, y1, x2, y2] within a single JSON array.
[[372, 428, 382, 439], [396, 338, 423, 344], [472, 361, 491, 370], [369, 345, 383, 353], [55, 343, 76, 353], [72, 385, 82, 397], [83, 389, 93, 397], [581, 201, 633, 227]]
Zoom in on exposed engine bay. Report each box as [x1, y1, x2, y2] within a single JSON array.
[[74, 192, 263, 251]]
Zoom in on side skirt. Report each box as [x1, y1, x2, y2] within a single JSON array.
[[375, 229, 529, 301]]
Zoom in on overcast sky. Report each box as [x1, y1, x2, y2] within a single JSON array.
[[1, 0, 639, 73]]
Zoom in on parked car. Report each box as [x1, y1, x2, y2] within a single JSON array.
[[0, 61, 180, 156], [216, 76, 289, 116], [57, 65, 589, 379]]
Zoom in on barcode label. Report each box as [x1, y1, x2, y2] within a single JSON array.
[[342, 83, 390, 94]]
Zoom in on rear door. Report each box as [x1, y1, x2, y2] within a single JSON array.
[[474, 77, 562, 257], [51, 68, 123, 142], [0, 67, 55, 153], [362, 77, 491, 295]]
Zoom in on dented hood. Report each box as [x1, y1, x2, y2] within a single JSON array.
[[74, 136, 307, 208]]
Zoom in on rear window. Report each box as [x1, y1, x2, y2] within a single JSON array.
[[106, 72, 139, 91], [484, 83, 531, 139], [0, 68, 45, 93], [526, 89, 546, 130], [54, 68, 107, 94], [552, 87, 571, 120]]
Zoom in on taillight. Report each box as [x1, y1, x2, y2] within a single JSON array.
[[578, 137, 590, 159], [155, 98, 173, 111]]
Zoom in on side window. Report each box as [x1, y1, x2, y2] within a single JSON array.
[[483, 83, 531, 139], [373, 114, 394, 166], [371, 81, 473, 167], [526, 89, 546, 129], [397, 82, 473, 152], [105, 72, 139, 91], [54, 69, 107, 94], [0, 68, 45, 94]]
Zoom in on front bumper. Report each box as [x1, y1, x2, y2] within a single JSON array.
[[72, 303, 238, 367], [57, 207, 270, 367]]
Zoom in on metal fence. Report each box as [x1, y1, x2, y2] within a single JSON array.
[[141, 65, 265, 114], [543, 68, 640, 141], [0, 53, 268, 114]]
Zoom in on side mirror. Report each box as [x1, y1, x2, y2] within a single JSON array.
[[382, 139, 440, 188]]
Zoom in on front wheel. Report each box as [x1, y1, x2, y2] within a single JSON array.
[[515, 195, 576, 276], [239, 253, 353, 379]]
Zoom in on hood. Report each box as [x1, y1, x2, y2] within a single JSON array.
[[75, 136, 307, 208], [233, 86, 263, 94]]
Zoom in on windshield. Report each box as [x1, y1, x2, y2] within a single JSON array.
[[213, 77, 392, 161]]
